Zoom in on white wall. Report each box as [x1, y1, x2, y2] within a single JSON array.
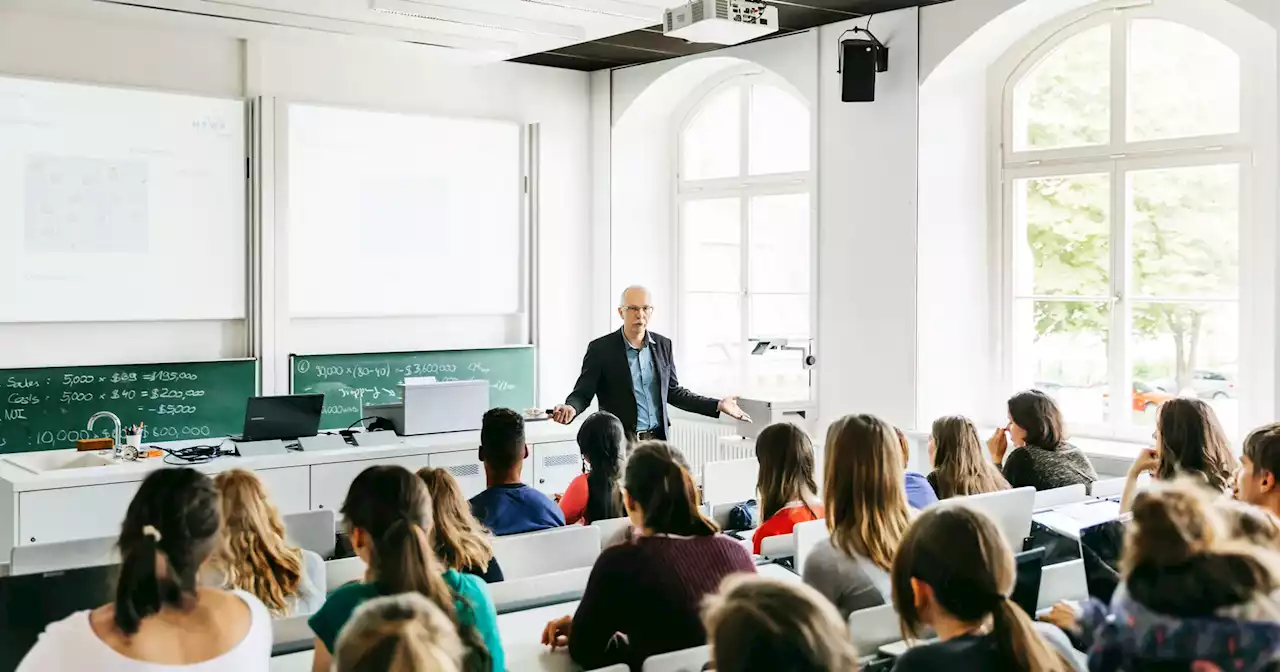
[[0, 7, 593, 409]]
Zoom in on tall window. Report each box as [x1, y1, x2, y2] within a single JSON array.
[[1001, 9, 1253, 440], [677, 73, 813, 402]]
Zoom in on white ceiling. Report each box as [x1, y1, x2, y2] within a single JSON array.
[[10, 0, 672, 60]]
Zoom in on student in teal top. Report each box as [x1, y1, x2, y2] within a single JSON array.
[[307, 465, 504, 672]]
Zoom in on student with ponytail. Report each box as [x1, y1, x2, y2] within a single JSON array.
[[335, 593, 465, 672], [307, 465, 503, 672], [541, 441, 755, 670], [17, 468, 272, 671], [557, 411, 628, 525], [890, 506, 1083, 672], [1044, 480, 1280, 671]]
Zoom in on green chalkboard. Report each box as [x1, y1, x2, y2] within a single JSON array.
[[291, 347, 536, 430], [0, 359, 258, 454]]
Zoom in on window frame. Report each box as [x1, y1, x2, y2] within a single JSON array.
[[672, 68, 816, 402], [992, 0, 1270, 443]]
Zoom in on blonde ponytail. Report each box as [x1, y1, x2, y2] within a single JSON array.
[[335, 593, 465, 672]]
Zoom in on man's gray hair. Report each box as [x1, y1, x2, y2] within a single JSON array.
[[619, 285, 650, 307]]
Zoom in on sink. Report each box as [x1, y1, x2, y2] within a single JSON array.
[[3, 451, 119, 474]]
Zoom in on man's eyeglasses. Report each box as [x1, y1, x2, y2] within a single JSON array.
[[622, 305, 654, 315]]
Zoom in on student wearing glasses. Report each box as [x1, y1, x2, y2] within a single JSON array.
[[551, 285, 751, 441]]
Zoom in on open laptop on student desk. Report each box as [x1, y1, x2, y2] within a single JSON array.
[[0, 564, 120, 672], [877, 547, 1046, 658], [234, 394, 324, 458]]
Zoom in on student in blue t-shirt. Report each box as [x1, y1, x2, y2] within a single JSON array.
[[470, 408, 565, 536], [896, 427, 938, 510]]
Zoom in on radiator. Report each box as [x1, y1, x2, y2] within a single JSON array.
[[667, 419, 753, 478]]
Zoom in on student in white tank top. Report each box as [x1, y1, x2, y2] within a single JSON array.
[[16, 468, 273, 671]]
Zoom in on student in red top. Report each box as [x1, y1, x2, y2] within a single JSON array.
[[752, 423, 823, 555], [558, 412, 628, 525]]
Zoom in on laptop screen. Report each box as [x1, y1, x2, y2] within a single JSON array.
[[0, 564, 120, 672], [242, 394, 324, 441], [1012, 546, 1046, 617]]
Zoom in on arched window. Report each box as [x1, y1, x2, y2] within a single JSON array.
[[999, 5, 1259, 440], [676, 71, 813, 402]]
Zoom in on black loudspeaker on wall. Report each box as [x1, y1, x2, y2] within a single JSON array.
[[839, 28, 889, 103]]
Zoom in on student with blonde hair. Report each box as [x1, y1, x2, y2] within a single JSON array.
[[334, 593, 465, 672], [703, 574, 860, 672], [752, 422, 823, 555], [928, 416, 1010, 500], [1044, 480, 1280, 670], [891, 506, 1082, 671], [416, 468, 503, 583], [207, 469, 325, 616], [802, 414, 913, 618]]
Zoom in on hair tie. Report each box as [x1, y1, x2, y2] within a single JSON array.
[[141, 525, 162, 543]]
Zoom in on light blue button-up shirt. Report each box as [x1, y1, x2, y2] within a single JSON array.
[[624, 332, 662, 432]]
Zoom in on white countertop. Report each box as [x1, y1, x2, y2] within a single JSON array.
[[0, 420, 580, 492]]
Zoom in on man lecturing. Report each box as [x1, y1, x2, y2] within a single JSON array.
[[551, 285, 750, 441]]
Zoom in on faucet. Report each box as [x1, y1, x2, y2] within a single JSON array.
[[88, 411, 123, 460]]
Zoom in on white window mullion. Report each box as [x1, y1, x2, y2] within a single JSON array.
[[1110, 14, 1129, 152], [1109, 162, 1131, 438], [737, 85, 751, 394]]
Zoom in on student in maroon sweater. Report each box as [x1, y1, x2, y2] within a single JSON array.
[[541, 441, 756, 670]]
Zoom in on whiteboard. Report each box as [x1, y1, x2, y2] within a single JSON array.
[[0, 76, 246, 323], [287, 104, 524, 318]]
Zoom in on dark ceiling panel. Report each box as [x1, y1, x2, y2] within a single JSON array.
[[510, 0, 953, 71]]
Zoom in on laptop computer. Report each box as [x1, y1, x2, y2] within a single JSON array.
[[1012, 546, 1047, 617], [241, 394, 324, 442], [0, 564, 120, 671]]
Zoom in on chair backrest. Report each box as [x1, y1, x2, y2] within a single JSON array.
[[793, 518, 830, 571], [283, 509, 337, 560], [848, 604, 901, 655], [9, 536, 117, 576], [942, 487, 1036, 549], [591, 516, 634, 545], [1036, 559, 1089, 612], [593, 667, 630, 672], [1090, 477, 1127, 499], [489, 525, 602, 580], [642, 645, 711, 672], [489, 566, 592, 614], [702, 458, 758, 508], [709, 501, 746, 529], [271, 613, 314, 649], [1034, 484, 1089, 511], [325, 557, 366, 593], [758, 533, 794, 560]]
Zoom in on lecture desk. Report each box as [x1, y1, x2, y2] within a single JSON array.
[[268, 563, 799, 672]]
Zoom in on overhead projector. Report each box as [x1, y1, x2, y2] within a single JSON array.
[[663, 0, 779, 45]]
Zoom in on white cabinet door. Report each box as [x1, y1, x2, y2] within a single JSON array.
[[18, 481, 139, 545], [254, 466, 311, 515], [532, 441, 582, 497], [428, 450, 486, 500], [310, 455, 433, 513]]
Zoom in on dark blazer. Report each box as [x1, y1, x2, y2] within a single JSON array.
[[565, 329, 720, 440]]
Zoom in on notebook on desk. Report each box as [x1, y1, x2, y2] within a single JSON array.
[[0, 564, 120, 671]]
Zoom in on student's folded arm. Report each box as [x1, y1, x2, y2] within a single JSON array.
[[559, 475, 589, 525], [1074, 597, 1112, 652], [567, 550, 630, 669]]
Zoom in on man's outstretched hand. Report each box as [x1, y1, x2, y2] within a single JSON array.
[[551, 405, 577, 425], [718, 396, 752, 422]]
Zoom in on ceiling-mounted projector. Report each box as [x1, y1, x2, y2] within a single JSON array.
[[663, 0, 779, 45]]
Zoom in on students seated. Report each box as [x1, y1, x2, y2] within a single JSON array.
[[540, 441, 755, 669], [417, 467, 504, 583], [206, 469, 325, 617], [469, 408, 564, 536], [927, 415, 1011, 499], [752, 422, 823, 555], [1045, 480, 1280, 670], [703, 574, 860, 672], [1120, 397, 1235, 512], [17, 468, 272, 671], [896, 427, 938, 509], [334, 593, 464, 672], [308, 465, 503, 672], [802, 414, 912, 618], [891, 506, 1083, 671], [1237, 422, 1280, 520], [986, 390, 1097, 491], [558, 411, 628, 525]]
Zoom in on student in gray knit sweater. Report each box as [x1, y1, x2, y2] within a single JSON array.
[[986, 390, 1097, 491]]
